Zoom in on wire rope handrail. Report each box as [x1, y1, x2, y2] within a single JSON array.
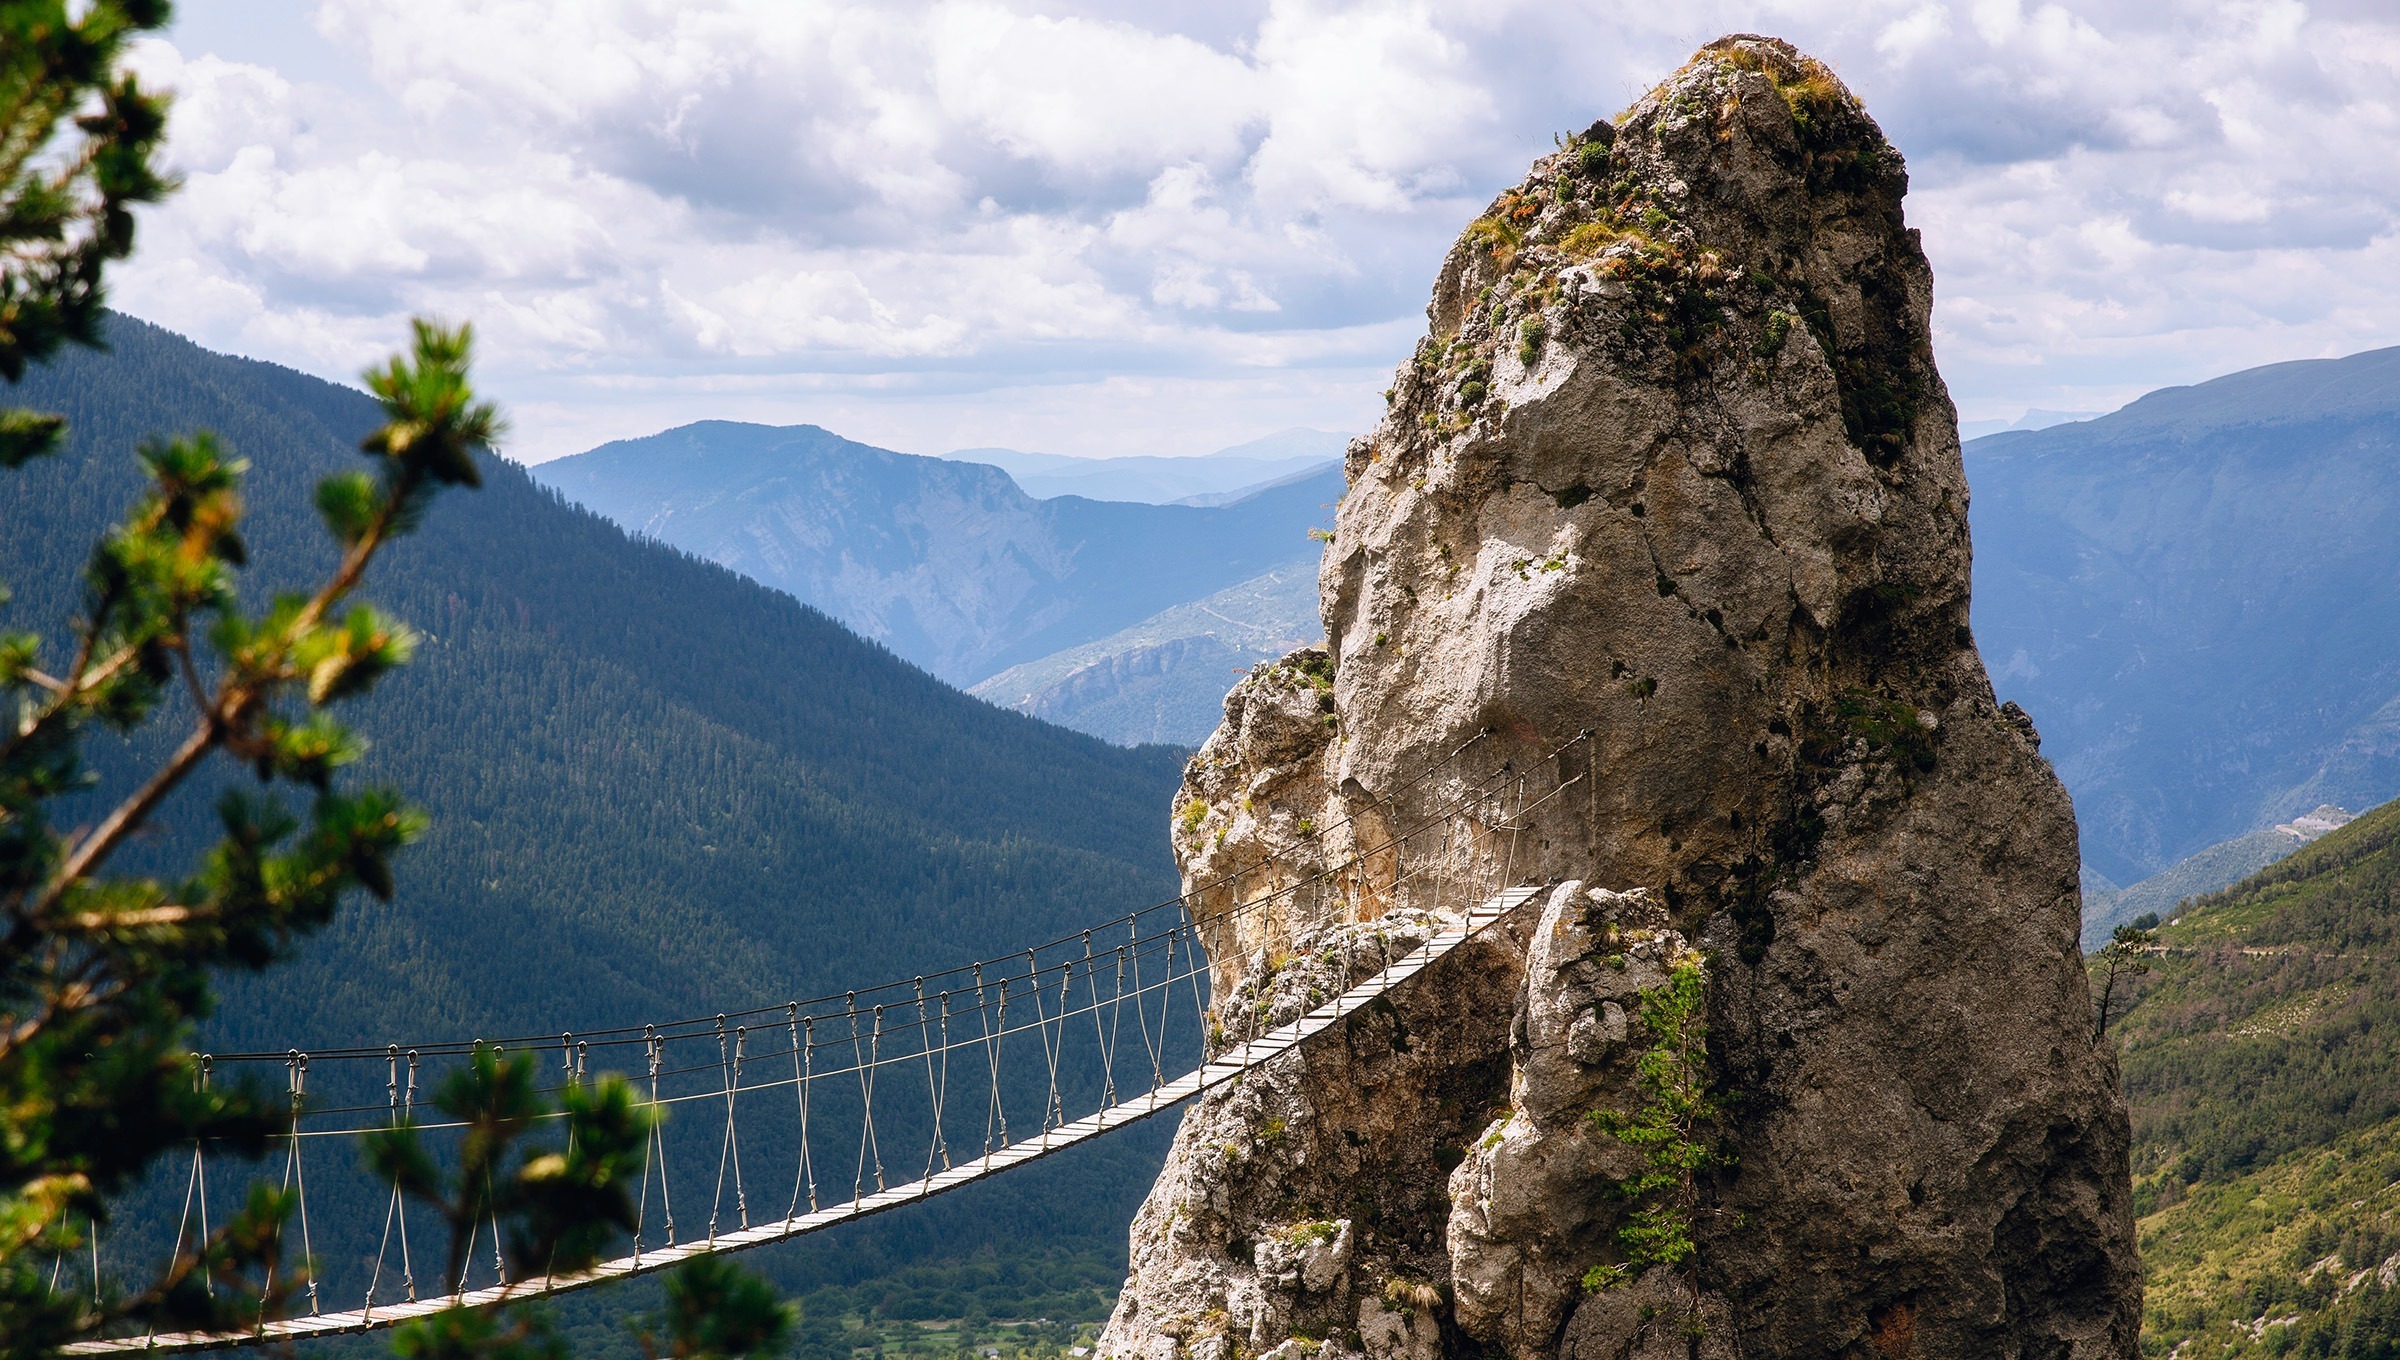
[[68, 727, 1592, 1353], [71, 885, 1550, 1355]]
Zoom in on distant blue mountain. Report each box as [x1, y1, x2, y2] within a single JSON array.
[[536, 422, 1340, 686], [1968, 344, 2400, 890], [1958, 407, 2102, 441], [533, 344, 2400, 892], [969, 560, 1323, 747], [948, 429, 1346, 503]]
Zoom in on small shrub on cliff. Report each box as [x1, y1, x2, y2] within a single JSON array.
[[1381, 1279, 1444, 1315], [1754, 309, 1795, 357], [1465, 215, 1522, 267], [1701, 38, 1850, 133], [1517, 316, 1548, 366], [1584, 955, 1727, 1324], [1779, 62, 1847, 129], [1275, 1219, 1335, 1247], [1816, 688, 1937, 775], [1558, 220, 1626, 260]]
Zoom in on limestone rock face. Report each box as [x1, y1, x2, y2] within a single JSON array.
[[1446, 884, 1684, 1357], [1101, 908, 1523, 1360], [1102, 34, 2140, 1360]]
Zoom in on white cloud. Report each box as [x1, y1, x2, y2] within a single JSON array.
[[1875, 5, 1952, 62], [110, 0, 2400, 459], [927, 4, 1263, 176], [1243, 1, 1493, 213]]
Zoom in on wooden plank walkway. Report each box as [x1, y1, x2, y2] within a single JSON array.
[[73, 887, 1542, 1355]]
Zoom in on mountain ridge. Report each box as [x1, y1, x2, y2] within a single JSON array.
[[535, 421, 1340, 686], [1967, 342, 2400, 887], [944, 429, 1345, 503], [968, 560, 1322, 745], [2007, 343, 2400, 442]]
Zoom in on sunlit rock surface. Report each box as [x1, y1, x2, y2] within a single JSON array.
[[1102, 35, 2139, 1360]]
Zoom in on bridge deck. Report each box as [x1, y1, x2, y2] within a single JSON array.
[[73, 887, 1543, 1355]]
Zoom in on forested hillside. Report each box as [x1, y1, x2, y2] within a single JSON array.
[[0, 314, 1190, 1329], [2110, 793, 2400, 1354]]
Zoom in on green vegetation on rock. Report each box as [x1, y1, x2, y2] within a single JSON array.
[[1582, 954, 1725, 1308]]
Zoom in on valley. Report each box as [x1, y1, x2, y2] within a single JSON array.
[[7, 9, 2398, 1360], [0, 315, 1189, 1337]]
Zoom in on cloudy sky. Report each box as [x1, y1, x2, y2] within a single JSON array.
[[127, 0, 2400, 463]]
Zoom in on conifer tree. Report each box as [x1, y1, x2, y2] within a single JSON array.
[[2090, 921, 2157, 1044], [0, 4, 788, 1355]]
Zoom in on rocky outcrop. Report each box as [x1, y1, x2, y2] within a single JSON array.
[[1102, 34, 2140, 1360], [1104, 904, 1522, 1360], [1446, 884, 1692, 1357]]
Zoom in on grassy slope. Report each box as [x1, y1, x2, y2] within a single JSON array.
[[2111, 797, 2400, 1356]]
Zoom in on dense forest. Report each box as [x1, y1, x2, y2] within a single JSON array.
[[0, 314, 1193, 1342], [2111, 793, 2400, 1355]]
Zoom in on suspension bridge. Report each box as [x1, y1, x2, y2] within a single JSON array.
[[67, 729, 1588, 1354]]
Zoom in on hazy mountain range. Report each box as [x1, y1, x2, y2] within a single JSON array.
[[1968, 345, 2400, 936], [948, 429, 1347, 503], [1957, 406, 2103, 441], [535, 423, 1341, 720], [967, 561, 1322, 746], [536, 345, 2400, 944]]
